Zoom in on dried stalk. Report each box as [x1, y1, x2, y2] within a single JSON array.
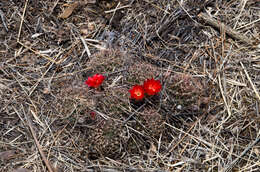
[[25, 112, 55, 172], [198, 12, 255, 46]]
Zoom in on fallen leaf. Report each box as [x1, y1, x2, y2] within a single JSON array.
[[0, 150, 16, 160], [59, 2, 79, 19]]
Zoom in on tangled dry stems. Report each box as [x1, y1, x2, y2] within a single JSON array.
[[0, 0, 260, 171]]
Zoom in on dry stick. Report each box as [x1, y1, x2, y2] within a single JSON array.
[[17, 1, 59, 64], [237, 18, 260, 30], [221, 62, 260, 172], [216, 74, 232, 129], [198, 13, 254, 46], [241, 62, 260, 102], [0, 9, 8, 32], [144, 0, 170, 14], [18, 37, 79, 64], [233, 0, 248, 29], [17, 0, 29, 41], [104, 4, 131, 13], [25, 112, 54, 172], [177, 0, 199, 25], [240, 158, 260, 171], [47, 122, 69, 159], [184, 50, 200, 72], [17, 41, 58, 64], [108, 2, 121, 26], [49, 0, 60, 15], [80, 36, 91, 57], [221, 131, 260, 172], [166, 118, 198, 154], [165, 122, 257, 164], [28, 60, 55, 96], [57, 40, 80, 64], [123, 103, 146, 124]]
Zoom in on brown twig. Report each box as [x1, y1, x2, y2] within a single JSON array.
[[241, 62, 260, 102], [17, 0, 29, 41], [17, 41, 58, 64], [221, 131, 260, 172], [0, 9, 8, 32], [198, 12, 255, 46], [25, 111, 54, 172]]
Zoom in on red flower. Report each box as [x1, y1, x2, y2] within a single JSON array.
[[143, 78, 162, 95], [85, 74, 105, 88], [90, 111, 96, 120], [129, 85, 145, 100]]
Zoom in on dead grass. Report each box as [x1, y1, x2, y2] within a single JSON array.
[[0, 0, 260, 171]]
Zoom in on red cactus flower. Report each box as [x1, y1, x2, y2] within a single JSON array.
[[90, 111, 96, 120], [143, 78, 162, 96], [85, 74, 105, 88], [129, 85, 145, 100]]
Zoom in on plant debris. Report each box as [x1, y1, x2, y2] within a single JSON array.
[[1, 0, 260, 171]]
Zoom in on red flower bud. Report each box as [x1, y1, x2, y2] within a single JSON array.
[[85, 74, 105, 88], [143, 78, 162, 96], [129, 85, 145, 100]]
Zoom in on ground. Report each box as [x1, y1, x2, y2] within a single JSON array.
[[0, 0, 260, 171]]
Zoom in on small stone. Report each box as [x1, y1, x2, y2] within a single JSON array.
[[177, 105, 182, 110]]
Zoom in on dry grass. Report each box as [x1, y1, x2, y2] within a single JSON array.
[[0, 0, 260, 171]]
